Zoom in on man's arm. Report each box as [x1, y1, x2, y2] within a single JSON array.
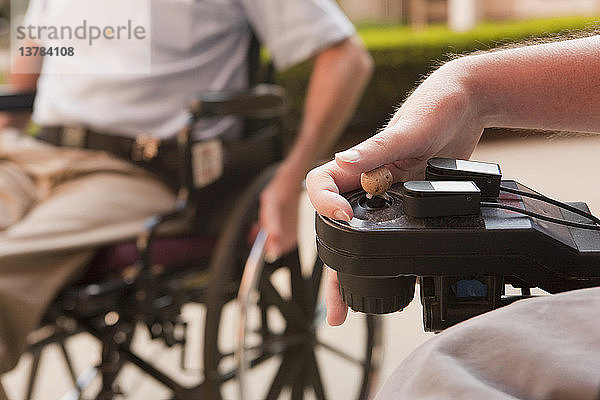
[[280, 35, 374, 176], [468, 35, 600, 133], [306, 34, 600, 325], [260, 35, 373, 259], [309, 35, 600, 223], [0, 40, 42, 130], [7, 40, 42, 91]]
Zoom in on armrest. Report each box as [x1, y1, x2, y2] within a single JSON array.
[[136, 199, 194, 270], [0, 89, 36, 112], [191, 84, 288, 119], [177, 83, 289, 201]]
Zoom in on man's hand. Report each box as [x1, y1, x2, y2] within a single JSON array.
[[259, 163, 304, 262], [308, 35, 600, 326], [307, 59, 485, 222], [306, 59, 485, 325], [259, 36, 373, 262]]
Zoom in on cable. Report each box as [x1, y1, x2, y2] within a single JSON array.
[[500, 186, 600, 225], [480, 202, 600, 231]]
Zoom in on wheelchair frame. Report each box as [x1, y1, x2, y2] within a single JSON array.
[[0, 85, 382, 399]]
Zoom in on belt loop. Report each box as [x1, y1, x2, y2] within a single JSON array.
[[61, 125, 86, 148]]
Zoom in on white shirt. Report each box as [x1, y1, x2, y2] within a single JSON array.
[[23, 0, 355, 139]]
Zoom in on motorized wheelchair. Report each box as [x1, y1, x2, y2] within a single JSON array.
[[0, 38, 381, 400]]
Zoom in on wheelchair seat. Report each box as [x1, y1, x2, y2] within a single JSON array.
[[83, 235, 218, 284]]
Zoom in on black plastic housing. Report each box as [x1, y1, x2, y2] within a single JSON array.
[[337, 273, 415, 314], [426, 158, 501, 198], [316, 180, 600, 327], [402, 181, 481, 217]]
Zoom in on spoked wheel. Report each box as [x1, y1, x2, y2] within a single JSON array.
[[202, 167, 382, 399], [236, 249, 381, 400]]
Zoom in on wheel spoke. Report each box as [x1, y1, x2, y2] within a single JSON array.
[[307, 258, 324, 313], [287, 250, 308, 311], [216, 337, 290, 383], [306, 350, 326, 400], [265, 350, 305, 400], [316, 340, 370, 367], [216, 350, 279, 384], [219, 368, 237, 383], [260, 279, 307, 329], [291, 361, 306, 400], [245, 332, 309, 354], [292, 346, 309, 400], [248, 350, 276, 369]]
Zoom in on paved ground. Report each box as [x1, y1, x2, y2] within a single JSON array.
[[2, 133, 600, 399]]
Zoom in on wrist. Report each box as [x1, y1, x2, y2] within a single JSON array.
[[279, 154, 313, 180], [451, 54, 508, 130], [272, 161, 306, 190], [434, 57, 486, 131]]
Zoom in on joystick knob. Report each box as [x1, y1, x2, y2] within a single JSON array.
[[360, 166, 393, 198]]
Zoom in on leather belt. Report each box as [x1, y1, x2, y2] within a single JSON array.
[[37, 125, 284, 213], [38, 126, 180, 186]]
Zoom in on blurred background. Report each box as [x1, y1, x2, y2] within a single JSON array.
[[1, 0, 600, 398], [1, 0, 599, 147], [281, 0, 600, 148]]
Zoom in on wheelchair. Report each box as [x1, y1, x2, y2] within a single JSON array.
[[0, 59, 382, 400]]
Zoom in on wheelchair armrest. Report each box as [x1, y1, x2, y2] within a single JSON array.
[[0, 88, 36, 111], [191, 83, 288, 119], [137, 199, 194, 268], [176, 83, 289, 196]]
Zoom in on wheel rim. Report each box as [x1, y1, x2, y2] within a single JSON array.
[[206, 250, 380, 399], [202, 170, 381, 399]]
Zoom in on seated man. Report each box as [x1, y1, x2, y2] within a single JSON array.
[[0, 0, 372, 397], [307, 35, 600, 399]]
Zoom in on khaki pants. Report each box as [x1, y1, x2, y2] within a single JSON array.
[[0, 132, 176, 394]]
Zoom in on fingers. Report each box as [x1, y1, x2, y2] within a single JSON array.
[[306, 160, 360, 220], [259, 177, 301, 262], [306, 152, 424, 221], [259, 190, 283, 261], [335, 123, 428, 176], [307, 111, 433, 220], [326, 267, 348, 326]]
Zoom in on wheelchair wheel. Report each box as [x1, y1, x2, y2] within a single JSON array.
[[202, 167, 382, 399]]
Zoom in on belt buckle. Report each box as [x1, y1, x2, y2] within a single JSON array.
[[61, 125, 86, 147], [132, 134, 160, 162]]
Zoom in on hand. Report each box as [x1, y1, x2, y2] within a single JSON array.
[[259, 164, 304, 262], [306, 59, 485, 325]]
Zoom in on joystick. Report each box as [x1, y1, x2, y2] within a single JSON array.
[[360, 166, 393, 199], [316, 158, 600, 331]]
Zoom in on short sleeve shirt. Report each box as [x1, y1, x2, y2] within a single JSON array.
[[23, 0, 356, 139]]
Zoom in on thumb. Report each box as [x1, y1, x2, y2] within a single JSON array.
[[335, 126, 425, 176]]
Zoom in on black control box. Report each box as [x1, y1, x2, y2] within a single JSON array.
[[316, 160, 600, 331]]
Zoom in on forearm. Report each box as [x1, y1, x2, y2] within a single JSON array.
[[7, 40, 42, 91], [280, 36, 373, 179], [459, 35, 600, 133]]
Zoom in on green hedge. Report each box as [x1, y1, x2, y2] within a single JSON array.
[[276, 16, 600, 142]]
